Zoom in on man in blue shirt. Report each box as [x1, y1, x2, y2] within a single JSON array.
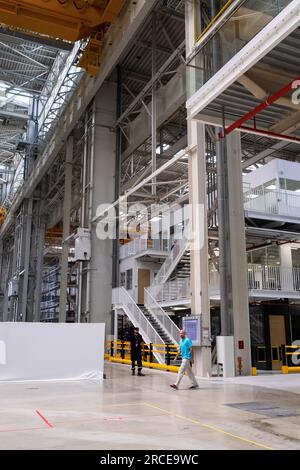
[[170, 330, 199, 390]]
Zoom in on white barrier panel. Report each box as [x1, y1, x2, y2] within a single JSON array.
[[0, 323, 105, 382]]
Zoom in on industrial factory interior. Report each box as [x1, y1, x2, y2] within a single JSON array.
[[0, 0, 300, 456]]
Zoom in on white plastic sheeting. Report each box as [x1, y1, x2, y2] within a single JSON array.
[[0, 323, 105, 382]]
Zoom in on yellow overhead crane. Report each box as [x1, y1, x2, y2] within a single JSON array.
[[0, 207, 6, 227], [0, 0, 127, 76], [0, 0, 126, 42]]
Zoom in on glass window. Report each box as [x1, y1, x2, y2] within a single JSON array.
[[263, 179, 277, 191], [126, 269, 133, 290], [244, 179, 277, 202], [250, 313, 265, 345], [187, 0, 290, 99], [248, 245, 280, 267], [279, 178, 300, 192], [120, 272, 125, 287], [292, 248, 300, 267]]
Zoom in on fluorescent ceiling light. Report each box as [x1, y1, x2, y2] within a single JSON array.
[[156, 144, 170, 154], [265, 184, 276, 190], [0, 82, 9, 90]]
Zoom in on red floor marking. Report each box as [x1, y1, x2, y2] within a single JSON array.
[[35, 410, 54, 429]]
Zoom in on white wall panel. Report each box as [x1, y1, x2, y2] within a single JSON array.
[[0, 323, 105, 382]]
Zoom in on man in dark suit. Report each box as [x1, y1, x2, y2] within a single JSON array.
[[130, 327, 145, 376]]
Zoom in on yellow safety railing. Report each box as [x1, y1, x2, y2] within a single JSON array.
[[105, 340, 180, 373], [252, 344, 300, 375], [195, 0, 235, 43]]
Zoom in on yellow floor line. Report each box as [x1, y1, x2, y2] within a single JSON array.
[[103, 402, 142, 408], [143, 402, 274, 451]]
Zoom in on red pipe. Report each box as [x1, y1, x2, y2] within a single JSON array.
[[239, 126, 300, 143], [220, 76, 300, 138]]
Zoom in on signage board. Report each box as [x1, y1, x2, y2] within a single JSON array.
[[182, 316, 201, 346]]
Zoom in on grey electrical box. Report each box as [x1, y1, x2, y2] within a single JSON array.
[[216, 336, 235, 377], [74, 228, 91, 261], [8, 277, 18, 298]]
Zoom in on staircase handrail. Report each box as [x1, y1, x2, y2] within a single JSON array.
[[112, 287, 165, 363], [144, 288, 180, 346], [149, 278, 191, 303]]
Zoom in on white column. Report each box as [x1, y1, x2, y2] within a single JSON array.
[[188, 119, 211, 377], [90, 82, 116, 329], [185, 0, 202, 98], [186, 0, 211, 377], [280, 244, 293, 291], [226, 132, 251, 375]]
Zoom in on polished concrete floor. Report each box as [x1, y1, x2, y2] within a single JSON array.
[[1, 363, 300, 450]]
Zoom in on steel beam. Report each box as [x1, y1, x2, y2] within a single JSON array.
[[0, 26, 73, 51], [0, 109, 29, 121], [58, 136, 73, 323]]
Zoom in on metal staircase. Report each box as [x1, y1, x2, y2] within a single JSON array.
[[170, 249, 190, 280], [139, 306, 173, 344], [112, 287, 173, 364], [152, 236, 189, 289], [148, 236, 191, 305], [112, 239, 190, 363]]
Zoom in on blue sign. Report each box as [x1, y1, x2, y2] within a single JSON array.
[[182, 316, 201, 346]]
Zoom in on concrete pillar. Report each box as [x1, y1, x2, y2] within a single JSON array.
[[185, 0, 211, 377], [1, 245, 10, 322], [90, 82, 116, 329], [216, 131, 232, 337], [5, 222, 19, 321], [188, 119, 211, 377], [226, 132, 251, 375], [185, 0, 198, 53], [0, 240, 3, 321], [59, 136, 73, 322], [33, 209, 46, 322], [19, 198, 33, 322]]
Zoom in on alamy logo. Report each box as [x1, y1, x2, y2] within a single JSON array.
[[291, 80, 300, 105], [0, 340, 6, 365], [95, 202, 205, 251], [291, 340, 300, 366]]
